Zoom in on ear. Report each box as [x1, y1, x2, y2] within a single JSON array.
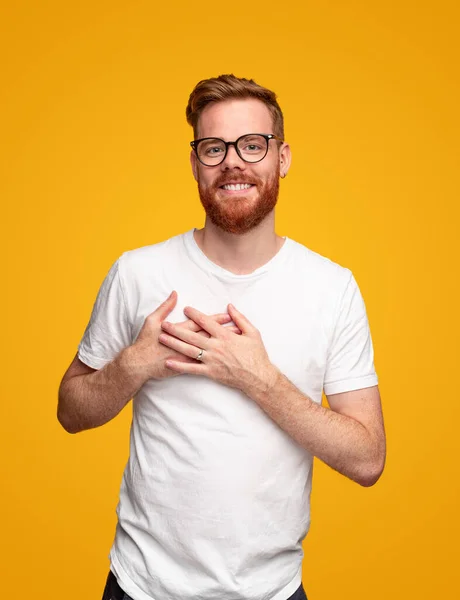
[[279, 142, 292, 178], [190, 150, 199, 182]]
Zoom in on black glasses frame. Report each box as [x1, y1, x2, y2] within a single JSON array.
[[190, 133, 284, 166]]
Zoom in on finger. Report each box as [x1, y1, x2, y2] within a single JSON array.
[[154, 291, 178, 321], [180, 312, 231, 332], [182, 306, 224, 338], [160, 322, 210, 349], [196, 330, 211, 339], [227, 304, 257, 336], [159, 332, 203, 360], [195, 325, 239, 337], [170, 354, 201, 364], [225, 325, 242, 334], [165, 360, 205, 375]]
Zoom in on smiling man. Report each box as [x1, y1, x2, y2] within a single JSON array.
[[58, 74, 386, 600], [191, 99, 283, 237]]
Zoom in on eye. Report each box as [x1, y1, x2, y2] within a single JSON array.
[[199, 140, 225, 157], [238, 135, 266, 154], [206, 146, 224, 155]]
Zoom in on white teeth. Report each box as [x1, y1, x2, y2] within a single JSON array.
[[222, 183, 252, 191]]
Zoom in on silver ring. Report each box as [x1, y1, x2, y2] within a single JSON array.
[[196, 349, 204, 361]]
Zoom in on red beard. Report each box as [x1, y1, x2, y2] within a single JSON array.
[[197, 167, 280, 235]]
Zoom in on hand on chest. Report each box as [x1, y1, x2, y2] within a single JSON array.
[[134, 280, 328, 398]]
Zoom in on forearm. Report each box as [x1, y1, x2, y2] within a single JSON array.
[[245, 368, 380, 486], [58, 346, 148, 433]]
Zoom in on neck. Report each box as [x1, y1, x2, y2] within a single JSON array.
[[193, 213, 285, 275]]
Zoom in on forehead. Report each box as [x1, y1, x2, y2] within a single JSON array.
[[197, 98, 273, 140]]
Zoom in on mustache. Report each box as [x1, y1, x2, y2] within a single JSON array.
[[211, 173, 262, 188]]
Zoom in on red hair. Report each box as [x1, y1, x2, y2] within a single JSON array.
[[186, 74, 284, 140]]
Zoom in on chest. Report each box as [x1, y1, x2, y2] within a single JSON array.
[[131, 270, 331, 402]]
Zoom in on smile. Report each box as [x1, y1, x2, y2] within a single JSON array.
[[220, 183, 255, 191]]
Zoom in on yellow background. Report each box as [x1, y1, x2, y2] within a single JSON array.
[[1, 1, 458, 598]]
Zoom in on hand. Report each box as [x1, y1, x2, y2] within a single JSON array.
[[132, 291, 241, 380], [159, 303, 279, 395]]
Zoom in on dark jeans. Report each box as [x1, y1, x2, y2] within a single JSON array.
[[102, 569, 308, 600]]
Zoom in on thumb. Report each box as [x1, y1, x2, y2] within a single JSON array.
[[155, 290, 178, 320], [228, 304, 256, 335]]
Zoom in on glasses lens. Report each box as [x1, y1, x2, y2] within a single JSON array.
[[197, 138, 226, 165], [237, 134, 268, 162]]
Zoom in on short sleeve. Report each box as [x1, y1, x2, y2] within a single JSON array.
[[77, 257, 132, 369], [323, 271, 378, 396]]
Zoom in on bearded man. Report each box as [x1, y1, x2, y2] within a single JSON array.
[[58, 74, 386, 600]]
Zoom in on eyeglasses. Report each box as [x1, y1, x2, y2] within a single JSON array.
[[190, 133, 284, 167]]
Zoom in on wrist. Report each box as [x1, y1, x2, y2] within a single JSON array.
[[120, 344, 152, 387], [242, 362, 281, 401]]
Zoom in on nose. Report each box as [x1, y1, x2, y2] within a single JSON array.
[[220, 143, 246, 171]]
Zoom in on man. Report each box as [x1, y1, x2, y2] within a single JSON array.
[[58, 74, 386, 600]]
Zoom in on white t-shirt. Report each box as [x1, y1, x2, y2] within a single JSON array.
[[78, 228, 378, 600]]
